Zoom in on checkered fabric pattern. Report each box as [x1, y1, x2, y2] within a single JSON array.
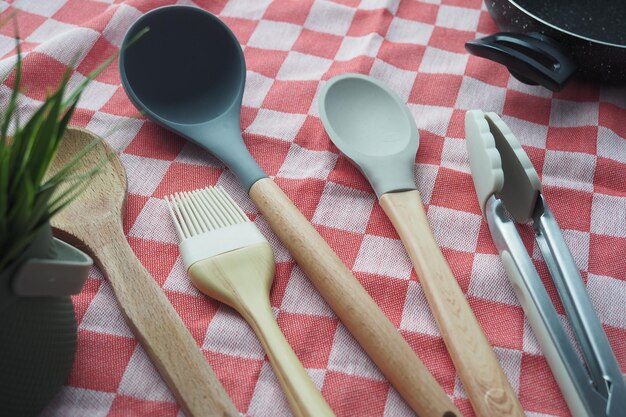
[[1, 0, 624, 416]]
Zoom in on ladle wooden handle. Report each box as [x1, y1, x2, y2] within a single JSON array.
[[249, 178, 461, 417], [379, 190, 525, 417], [94, 229, 239, 417]]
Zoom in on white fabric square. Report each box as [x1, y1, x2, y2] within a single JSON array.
[[40, 387, 115, 417], [119, 154, 171, 196], [247, 20, 302, 51], [175, 141, 224, 168], [586, 274, 626, 329], [468, 253, 519, 306], [415, 163, 439, 205], [369, 58, 415, 101], [303, 0, 356, 36], [399, 280, 440, 336], [221, 0, 272, 20], [435, 5, 480, 31], [33, 27, 100, 66], [277, 144, 338, 180], [26, 19, 77, 43], [440, 136, 470, 173], [245, 108, 307, 141], [128, 197, 178, 243], [276, 51, 333, 81], [312, 182, 375, 233], [335, 33, 384, 61], [243, 71, 274, 108], [102, 4, 143, 47], [507, 76, 552, 98], [86, 112, 144, 152], [353, 234, 413, 280], [359, 0, 400, 13], [386, 17, 433, 45], [550, 99, 599, 127], [203, 304, 265, 359], [597, 126, 626, 164], [408, 104, 454, 137], [327, 323, 385, 380], [79, 281, 134, 338], [0, 34, 15, 58], [419, 46, 468, 75], [591, 193, 626, 237], [118, 345, 176, 402], [247, 362, 293, 417], [456, 76, 507, 113], [541, 150, 596, 192], [383, 386, 415, 417], [561, 229, 590, 272], [426, 205, 482, 252], [13, 0, 67, 17], [501, 115, 549, 149], [66, 73, 118, 111], [280, 265, 335, 317]]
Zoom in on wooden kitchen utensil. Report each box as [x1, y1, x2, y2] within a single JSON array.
[[49, 127, 239, 417]]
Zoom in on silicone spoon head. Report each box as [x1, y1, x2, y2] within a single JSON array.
[[119, 5, 266, 192], [319, 73, 419, 197]]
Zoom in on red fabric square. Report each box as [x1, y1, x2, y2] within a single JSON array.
[[430, 168, 482, 215], [545, 126, 598, 154], [409, 73, 463, 107], [125, 123, 186, 161], [53, 0, 109, 26], [377, 40, 425, 71], [589, 234, 626, 281], [69, 108, 96, 127], [67, 330, 137, 392], [329, 0, 360, 6], [365, 202, 398, 239], [347, 8, 393, 37], [322, 372, 389, 417], [541, 186, 592, 232], [245, 134, 291, 176], [269, 262, 296, 307], [100, 87, 141, 117], [446, 108, 466, 138], [396, 1, 438, 24], [357, 272, 409, 327], [128, 238, 179, 287], [0, 9, 46, 38], [521, 145, 545, 179], [241, 106, 259, 131], [221, 17, 258, 45], [277, 311, 338, 368], [107, 396, 179, 417], [262, 80, 318, 114], [274, 177, 326, 221], [152, 162, 223, 199], [323, 56, 375, 80], [594, 157, 626, 197], [429, 27, 476, 54], [317, 225, 364, 269], [440, 248, 475, 294], [72, 277, 101, 326], [167, 291, 219, 346], [443, 0, 482, 7], [454, 398, 476, 417], [518, 353, 568, 415], [294, 115, 338, 152], [416, 130, 444, 166], [187, 0, 226, 14], [401, 331, 457, 394], [605, 325, 626, 372], [327, 154, 373, 194], [467, 297, 525, 350], [263, 0, 314, 25], [503, 90, 552, 125], [81, 7, 116, 32], [244, 47, 288, 78], [599, 102, 626, 138], [475, 220, 499, 255], [477, 10, 499, 34], [293, 29, 342, 59], [5, 52, 68, 101], [76, 36, 120, 84], [464, 55, 510, 88], [123, 194, 149, 234], [203, 351, 263, 412]]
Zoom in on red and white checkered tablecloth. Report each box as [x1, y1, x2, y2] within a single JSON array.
[[2, 0, 624, 416]]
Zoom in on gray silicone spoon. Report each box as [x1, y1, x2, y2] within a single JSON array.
[[119, 6, 459, 417], [319, 73, 525, 417]]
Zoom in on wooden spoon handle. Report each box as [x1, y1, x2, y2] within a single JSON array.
[[95, 231, 239, 417], [379, 190, 525, 417], [249, 178, 461, 417]]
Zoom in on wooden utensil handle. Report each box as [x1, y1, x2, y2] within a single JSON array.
[[97, 234, 239, 417], [249, 178, 461, 417], [379, 190, 525, 417]]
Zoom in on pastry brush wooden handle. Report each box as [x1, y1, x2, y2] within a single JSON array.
[[249, 178, 461, 417], [379, 190, 525, 417]]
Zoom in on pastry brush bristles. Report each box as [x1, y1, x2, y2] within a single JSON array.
[[165, 186, 249, 240]]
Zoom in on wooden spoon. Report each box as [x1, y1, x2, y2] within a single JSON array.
[[49, 127, 239, 417]]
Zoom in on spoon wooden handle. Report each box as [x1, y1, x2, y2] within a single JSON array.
[[379, 190, 525, 417], [88, 227, 239, 417], [249, 178, 461, 417]]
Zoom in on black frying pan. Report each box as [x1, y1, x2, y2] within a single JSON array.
[[465, 0, 626, 91]]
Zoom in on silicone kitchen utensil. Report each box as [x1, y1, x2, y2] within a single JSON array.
[[166, 187, 335, 417], [119, 6, 460, 417], [50, 127, 239, 417], [319, 73, 525, 417], [465, 110, 626, 417]]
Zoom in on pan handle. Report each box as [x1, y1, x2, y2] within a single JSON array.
[[465, 32, 576, 92]]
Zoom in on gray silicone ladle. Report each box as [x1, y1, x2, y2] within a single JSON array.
[[119, 7, 460, 417], [319, 74, 526, 417]]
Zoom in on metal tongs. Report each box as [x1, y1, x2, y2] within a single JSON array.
[[465, 110, 626, 417]]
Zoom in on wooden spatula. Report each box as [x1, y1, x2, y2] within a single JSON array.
[[49, 127, 239, 417]]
